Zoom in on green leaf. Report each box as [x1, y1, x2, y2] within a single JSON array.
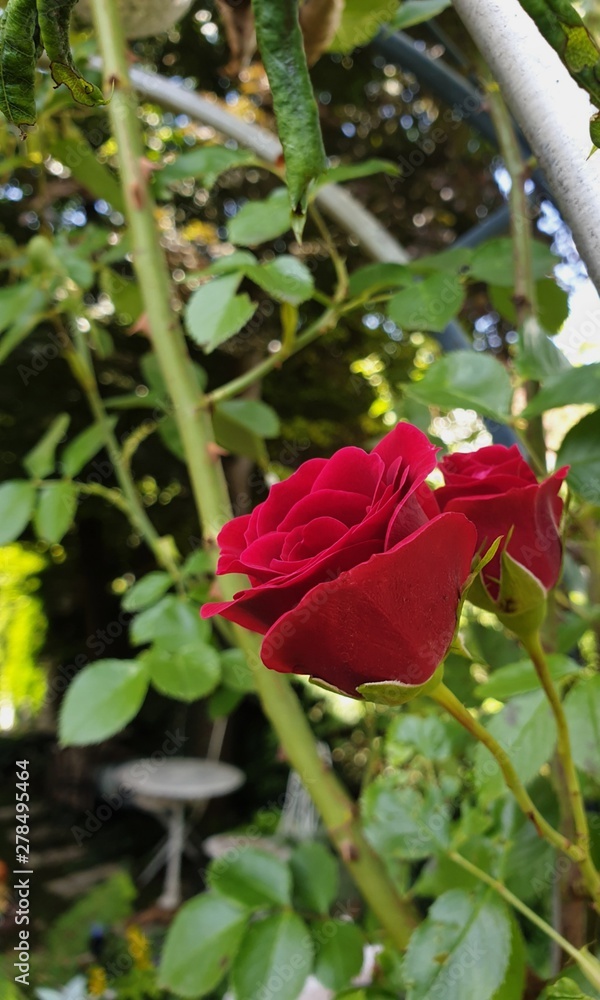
[[332, 0, 401, 51], [100, 268, 143, 326], [405, 351, 513, 422], [474, 691, 556, 802], [48, 124, 125, 213], [362, 780, 450, 860], [470, 238, 557, 286], [313, 921, 364, 991], [386, 714, 451, 763], [144, 642, 221, 702], [410, 247, 474, 275], [61, 418, 117, 477], [490, 278, 569, 334], [290, 842, 339, 914], [247, 256, 314, 305], [557, 408, 600, 502], [184, 274, 257, 353], [564, 674, 600, 780], [0, 281, 41, 335], [545, 979, 596, 999], [404, 889, 512, 1000], [517, 319, 570, 379], [388, 272, 465, 333], [34, 481, 78, 543], [228, 188, 291, 246], [523, 364, 600, 417], [220, 648, 255, 692], [317, 158, 400, 187], [465, 621, 520, 669], [0, 480, 36, 544], [208, 686, 245, 719], [252, 0, 327, 233], [158, 145, 257, 190], [214, 399, 279, 463], [182, 549, 212, 577], [232, 912, 313, 1000], [23, 413, 70, 479], [59, 659, 149, 746], [122, 572, 172, 612], [0, 286, 50, 364], [205, 251, 259, 276], [474, 655, 578, 701], [130, 594, 210, 649], [208, 847, 292, 909], [391, 0, 452, 29], [216, 399, 280, 438], [490, 913, 526, 1000], [348, 262, 411, 298], [159, 892, 248, 998]]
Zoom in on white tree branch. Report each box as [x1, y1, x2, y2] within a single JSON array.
[[452, 0, 600, 291]]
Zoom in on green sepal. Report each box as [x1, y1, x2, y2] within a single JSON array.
[[467, 547, 547, 642], [309, 676, 358, 699], [357, 663, 444, 706]]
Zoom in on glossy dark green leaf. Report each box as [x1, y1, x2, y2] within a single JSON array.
[[227, 188, 291, 246], [388, 271, 465, 333], [34, 480, 78, 543], [362, 779, 450, 860], [185, 274, 257, 352], [405, 350, 513, 421], [121, 572, 172, 612], [313, 921, 364, 991], [61, 418, 118, 478], [557, 408, 600, 503], [564, 674, 600, 780], [474, 655, 578, 701], [0, 480, 36, 544], [470, 238, 557, 286], [23, 412, 70, 479], [404, 889, 512, 1000], [232, 912, 313, 1000], [59, 659, 149, 746], [247, 256, 314, 305], [523, 363, 600, 417], [130, 594, 211, 649], [159, 893, 249, 998], [158, 145, 256, 190], [208, 847, 292, 909], [474, 691, 556, 802], [290, 842, 339, 914], [144, 642, 220, 702], [0, 0, 38, 130]]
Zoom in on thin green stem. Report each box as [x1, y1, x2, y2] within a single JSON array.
[[88, 0, 419, 948], [46, 478, 131, 517], [64, 332, 183, 587], [308, 202, 349, 302], [484, 77, 547, 472], [448, 851, 600, 993], [524, 632, 600, 909], [429, 682, 585, 866]]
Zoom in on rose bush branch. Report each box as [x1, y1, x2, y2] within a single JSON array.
[[88, 0, 419, 949], [448, 850, 600, 992], [523, 631, 600, 904]]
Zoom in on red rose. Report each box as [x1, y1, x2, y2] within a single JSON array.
[[436, 444, 567, 602], [202, 424, 477, 697]]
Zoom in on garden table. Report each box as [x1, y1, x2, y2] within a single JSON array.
[[111, 757, 245, 909]]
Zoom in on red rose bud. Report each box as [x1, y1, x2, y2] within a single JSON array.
[[436, 445, 567, 638], [203, 423, 477, 699]]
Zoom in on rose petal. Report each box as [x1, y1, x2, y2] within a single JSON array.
[[215, 514, 253, 575], [252, 458, 328, 537], [311, 447, 384, 497], [260, 513, 477, 695], [443, 469, 567, 598], [373, 422, 438, 485]]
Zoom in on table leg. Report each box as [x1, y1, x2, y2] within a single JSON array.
[[157, 803, 185, 910]]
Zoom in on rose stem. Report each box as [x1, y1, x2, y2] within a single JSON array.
[[428, 681, 600, 902], [448, 850, 600, 993], [523, 632, 600, 907], [88, 0, 419, 949]]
